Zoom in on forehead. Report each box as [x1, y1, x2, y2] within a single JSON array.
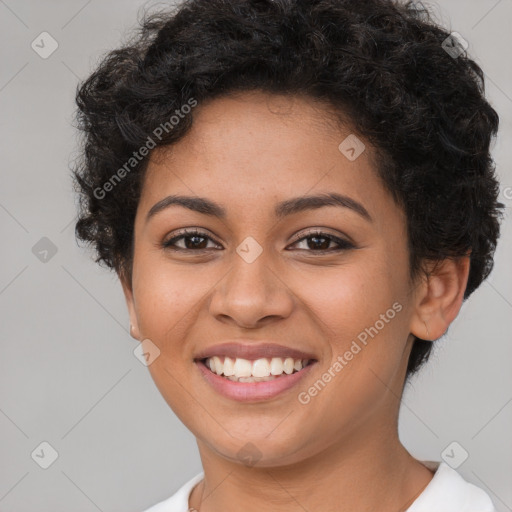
[[139, 92, 397, 224]]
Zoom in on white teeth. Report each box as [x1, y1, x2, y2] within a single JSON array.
[[233, 358, 252, 378], [237, 375, 274, 382], [204, 356, 310, 380], [283, 357, 294, 374], [252, 358, 271, 378], [213, 356, 223, 375], [223, 356, 235, 376], [270, 357, 284, 375]]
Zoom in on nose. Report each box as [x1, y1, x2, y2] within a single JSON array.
[[208, 249, 295, 329]]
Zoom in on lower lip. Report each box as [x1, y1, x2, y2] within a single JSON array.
[[195, 360, 316, 402]]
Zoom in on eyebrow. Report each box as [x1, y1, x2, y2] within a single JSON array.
[[146, 192, 372, 223]]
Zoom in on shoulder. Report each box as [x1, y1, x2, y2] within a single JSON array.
[[141, 472, 204, 512], [407, 461, 497, 512]]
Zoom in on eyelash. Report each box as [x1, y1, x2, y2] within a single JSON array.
[[162, 228, 355, 253]]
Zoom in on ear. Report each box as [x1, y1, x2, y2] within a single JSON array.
[[409, 255, 471, 341], [119, 272, 141, 340]]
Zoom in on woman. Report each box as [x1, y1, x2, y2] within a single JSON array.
[[72, 0, 504, 510]]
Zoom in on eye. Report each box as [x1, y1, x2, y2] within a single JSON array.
[[288, 230, 355, 253], [162, 228, 355, 253], [162, 228, 221, 251]]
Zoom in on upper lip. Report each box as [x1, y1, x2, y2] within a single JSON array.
[[194, 342, 318, 361]]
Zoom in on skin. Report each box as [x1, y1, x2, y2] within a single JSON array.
[[121, 91, 470, 512]]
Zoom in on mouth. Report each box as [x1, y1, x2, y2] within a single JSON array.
[[194, 355, 317, 402], [198, 356, 315, 382]]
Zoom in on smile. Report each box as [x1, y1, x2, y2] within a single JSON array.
[[194, 356, 317, 402], [203, 356, 312, 382]]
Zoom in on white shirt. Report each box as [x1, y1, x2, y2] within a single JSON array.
[[142, 460, 496, 512]]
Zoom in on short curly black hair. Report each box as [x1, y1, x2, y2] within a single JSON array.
[[72, 0, 504, 380]]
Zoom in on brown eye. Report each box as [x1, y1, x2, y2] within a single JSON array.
[[163, 229, 220, 251], [289, 231, 355, 252]]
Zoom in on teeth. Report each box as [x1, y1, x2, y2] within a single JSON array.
[[233, 358, 252, 378], [252, 358, 271, 377], [213, 356, 223, 375], [223, 356, 235, 376], [204, 356, 310, 380], [270, 357, 284, 375], [283, 357, 294, 374]]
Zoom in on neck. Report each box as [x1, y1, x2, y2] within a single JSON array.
[[189, 420, 434, 512]]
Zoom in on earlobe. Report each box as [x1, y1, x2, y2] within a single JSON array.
[[129, 323, 139, 340], [410, 255, 470, 341], [119, 274, 141, 340]]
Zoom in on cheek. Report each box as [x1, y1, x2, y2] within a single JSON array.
[[294, 254, 411, 403], [294, 264, 409, 435], [132, 256, 208, 347], [294, 257, 400, 342], [131, 259, 208, 412]]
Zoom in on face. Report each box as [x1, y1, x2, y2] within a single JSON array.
[[123, 91, 429, 467]]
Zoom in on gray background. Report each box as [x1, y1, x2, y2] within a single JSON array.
[[0, 0, 511, 511]]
